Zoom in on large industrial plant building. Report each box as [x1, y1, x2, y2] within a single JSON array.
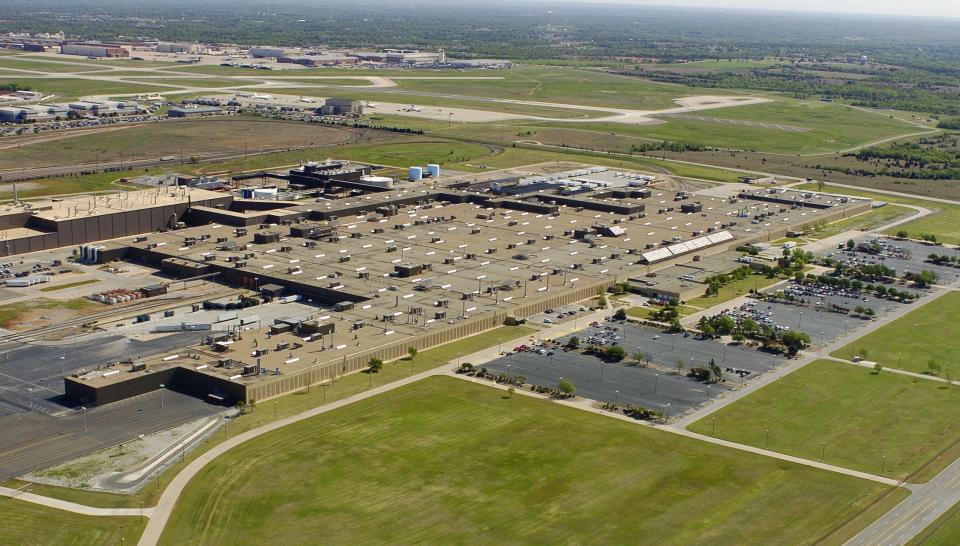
[[0, 163, 866, 410]]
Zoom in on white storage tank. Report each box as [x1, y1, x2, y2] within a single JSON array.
[[408, 166, 423, 181], [426, 163, 440, 178], [361, 175, 395, 189]]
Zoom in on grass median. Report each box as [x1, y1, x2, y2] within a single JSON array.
[[831, 291, 960, 376], [689, 360, 960, 481], [0, 500, 144, 546]]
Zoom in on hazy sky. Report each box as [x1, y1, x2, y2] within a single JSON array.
[[566, 0, 959, 18]]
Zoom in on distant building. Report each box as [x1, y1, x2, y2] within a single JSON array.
[[278, 54, 357, 67], [0, 103, 70, 123], [60, 43, 129, 58], [317, 98, 363, 116], [250, 47, 294, 58], [168, 106, 224, 118], [445, 59, 513, 69], [157, 42, 196, 54]]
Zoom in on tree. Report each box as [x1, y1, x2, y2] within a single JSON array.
[[407, 347, 418, 360], [507, 387, 515, 398], [896, 230, 909, 239], [368, 357, 383, 373], [858, 348, 869, 360], [701, 323, 716, 338], [913, 270, 938, 288], [566, 336, 580, 350], [928, 358, 942, 377], [557, 378, 576, 396], [632, 352, 644, 366], [613, 308, 627, 321], [709, 358, 722, 383], [846, 239, 856, 250], [605, 345, 626, 362], [872, 362, 882, 375], [781, 331, 811, 355]]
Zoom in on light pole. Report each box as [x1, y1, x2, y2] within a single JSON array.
[[764, 428, 769, 449], [711, 416, 717, 435], [881, 455, 886, 474], [82, 406, 87, 432], [705, 385, 711, 401], [798, 311, 803, 327], [820, 331, 824, 346], [614, 390, 619, 406], [322, 383, 328, 405], [456, 352, 461, 367], [159, 384, 165, 408], [665, 402, 671, 421], [654, 373, 659, 393], [273, 400, 277, 420], [820, 441, 827, 462]]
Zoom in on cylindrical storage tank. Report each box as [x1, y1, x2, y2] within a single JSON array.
[[361, 175, 394, 189], [426, 163, 440, 178], [408, 166, 423, 181]]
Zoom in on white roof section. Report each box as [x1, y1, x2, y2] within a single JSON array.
[[642, 230, 734, 264]]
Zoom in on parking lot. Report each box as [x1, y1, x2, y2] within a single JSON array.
[[0, 330, 225, 479], [482, 321, 786, 416], [829, 237, 960, 282]]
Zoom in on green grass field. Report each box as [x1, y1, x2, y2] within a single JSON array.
[[122, 77, 259, 88], [0, 57, 107, 73], [0, 500, 143, 546], [0, 118, 359, 171], [160, 376, 897, 546], [0, 77, 171, 100], [689, 360, 960, 481], [0, 298, 97, 329], [444, 145, 743, 182], [686, 273, 786, 308], [831, 292, 960, 375], [807, 204, 915, 240], [794, 183, 960, 245], [3, 325, 535, 511]]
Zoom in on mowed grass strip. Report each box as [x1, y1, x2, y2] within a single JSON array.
[[160, 376, 895, 546], [0, 500, 143, 546], [689, 360, 960, 481], [794, 183, 960, 245], [38, 279, 100, 292], [831, 291, 960, 375]]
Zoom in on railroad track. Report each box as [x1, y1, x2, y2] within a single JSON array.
[[0, 288, 240, 352]]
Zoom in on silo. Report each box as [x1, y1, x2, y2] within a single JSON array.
[[426, 163, 441, 178], [408, 166, 423, 181]]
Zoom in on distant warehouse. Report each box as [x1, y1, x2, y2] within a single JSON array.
[[60, 42, 129, 58], [317, 98, 363, 116], [168, 106, 223, 118]]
